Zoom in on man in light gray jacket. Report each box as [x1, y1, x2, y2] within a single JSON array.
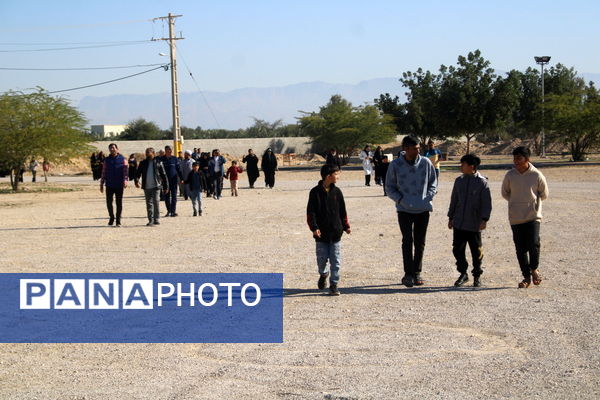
[[386, 136, 437, 287], [448, 154, 492, 287]]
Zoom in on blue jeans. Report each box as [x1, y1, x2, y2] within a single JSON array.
[[190, 189, 202, 214], [316, 241, 341, 285]]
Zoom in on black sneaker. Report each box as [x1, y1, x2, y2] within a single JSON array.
[[172, 213, 178, 217], [146, 221, 153, 226], [318, 273, 329, 290], [198, 211, 202, 216], [473, 276, 482, 287], [193, 211, 197, 216], [108, 217, 114, 226], [454, 273, 469, 287], [165, 212, 171, 217], [153, 220, 160, 225], [329, 284, 340, 296], [401, 275, 414, 288]]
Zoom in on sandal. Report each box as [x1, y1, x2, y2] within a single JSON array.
[[518, 279, 531, 288], [531, 270, 542, 285]]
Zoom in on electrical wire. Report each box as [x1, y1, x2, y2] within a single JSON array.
[[174, 44, 223, 130], [45, 64, 169, 94], [0, 41, 153, 53], [0, 40, 154, 46], [0, 19, 151, 33], [0, 63, 167, 71]]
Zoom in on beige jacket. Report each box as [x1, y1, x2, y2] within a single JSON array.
[[501, 164, 549, 225]]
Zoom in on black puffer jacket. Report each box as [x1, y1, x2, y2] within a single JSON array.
[[306, 181, 350, 243]]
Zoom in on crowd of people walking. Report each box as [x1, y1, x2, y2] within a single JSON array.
[[94, 138, 548, 292], [98, 145, 280, 227]]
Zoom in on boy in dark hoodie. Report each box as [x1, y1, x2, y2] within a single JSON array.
[[447, 154, 492, 287], [306, 164, 351, 295]]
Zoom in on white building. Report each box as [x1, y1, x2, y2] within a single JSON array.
[[91, 124, 127, 138]]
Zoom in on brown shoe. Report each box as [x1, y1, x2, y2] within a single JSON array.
[[531, 270, 542, 285], [518, 279, 531, 288]]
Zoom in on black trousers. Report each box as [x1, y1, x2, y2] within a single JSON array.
[[452, 228, 483, 276], [264, 170, 275, 188], [105, 186, 124, 221], [165, 176, 178, 213], [365, 175, 371, 186], [248, 172, 259, 188], [511, 221, 541, 279], [397, 211, 430, 276]]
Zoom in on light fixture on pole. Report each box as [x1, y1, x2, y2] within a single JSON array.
[[534, 56, 551, 157]]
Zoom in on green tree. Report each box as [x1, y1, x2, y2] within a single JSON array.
[[545, 82, 600, 161], [374, 93, 406, 133], [0, 90, 91, 191], [438, 50, 515, 153], [299, 95, 396, 162], [119, 118, 163, 140], [399, 68, 445, 146]]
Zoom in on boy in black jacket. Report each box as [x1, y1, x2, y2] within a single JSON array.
[[185, 162, 207, 216], [306, 164, 351, 295], [447, 154, 492, 287]]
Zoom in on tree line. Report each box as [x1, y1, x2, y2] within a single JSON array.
[[375, 49, 600, 161], [110, 118, 303, 141], [2, 49, 599, 191]]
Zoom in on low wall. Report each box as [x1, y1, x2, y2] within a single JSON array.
[[92, 137, 315, 158]]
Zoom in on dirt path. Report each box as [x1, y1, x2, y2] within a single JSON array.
[[1, 167, 599, 399]]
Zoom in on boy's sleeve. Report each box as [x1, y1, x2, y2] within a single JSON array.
[[447, 179, 458, 219], [481, 178, 492, 221], [501, 173, 511, 201], [306, 189, 319, 232], [339, 190, 350, 231], [122, 157, 129, 183], [538, 173, 549, 200], [426, 162, 437, 199], [385, 162, 402, 203]]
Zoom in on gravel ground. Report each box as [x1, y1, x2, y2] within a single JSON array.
[[0, 166, 599, 399]]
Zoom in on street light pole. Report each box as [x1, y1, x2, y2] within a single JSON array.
[[534, 56, 551, 157]]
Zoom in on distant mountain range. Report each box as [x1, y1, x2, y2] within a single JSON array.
[[78, 73, 600, 130]]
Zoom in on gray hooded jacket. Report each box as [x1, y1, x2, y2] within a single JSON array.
[[447, 172, 492, 232]]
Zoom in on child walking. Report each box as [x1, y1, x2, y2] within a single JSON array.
[[225, 160, 244, 196], [184, 162, 207, 216], [447, 154, 492, 287], [306, 164, 351, 295]]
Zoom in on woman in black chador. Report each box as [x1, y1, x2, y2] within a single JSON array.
[[261, 148, 278, 189], [242, 148, 260, 188]]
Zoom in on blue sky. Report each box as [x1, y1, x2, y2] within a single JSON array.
[[1, 0, 599, 103]]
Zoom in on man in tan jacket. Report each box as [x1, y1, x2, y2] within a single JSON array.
[[501, 146, 549, 288]]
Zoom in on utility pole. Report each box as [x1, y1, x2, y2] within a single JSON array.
[[534, 56, 551, 158], [153, 13, 184, 155]]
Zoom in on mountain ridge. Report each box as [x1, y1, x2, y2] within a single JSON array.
[[78, 73, 600, 130]]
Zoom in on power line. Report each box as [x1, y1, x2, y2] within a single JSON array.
[[0, 19, 151, 33], [0, 63, 167, 71], [0, 41, 153, 53], [0, 40, 155, 46], [175, 44, 223, 130], [45, 64, 169, 94]]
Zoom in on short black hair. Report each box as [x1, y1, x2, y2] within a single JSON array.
[[512, 146, 531, 158], [320, 163, 340, 179], [460, 153, 481, 168], [108, 143, 118, 149], [164, 145, 172, 151], [402, 135, 420, 148]]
